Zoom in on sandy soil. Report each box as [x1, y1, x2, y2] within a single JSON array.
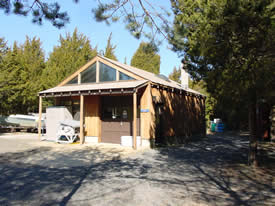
[[0, 132, 274, 206]]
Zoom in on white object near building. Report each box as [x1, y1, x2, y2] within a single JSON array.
[[121, 136, 141, 147], [45, 106, 73, 141]]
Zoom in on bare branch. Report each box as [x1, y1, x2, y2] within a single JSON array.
[[138, 0, 168, 39]]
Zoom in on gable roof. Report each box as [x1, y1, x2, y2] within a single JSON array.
[[39, 55, 205, 97], [98, 56, 204, 96]]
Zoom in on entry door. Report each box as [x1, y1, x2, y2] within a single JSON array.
[[101, 96, 140, 144], [101, 119, 132, 144]]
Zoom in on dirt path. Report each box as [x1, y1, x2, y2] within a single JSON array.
[[0, 133, 274, 205]]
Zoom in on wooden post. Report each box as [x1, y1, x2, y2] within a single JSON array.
[[96, 60, 99, 83], [80, 95, 84, 144], [38, 96, 42, 140], [116, 69, 119, 81], [133, 91, 137, 150], [78, 73, 81, 84]]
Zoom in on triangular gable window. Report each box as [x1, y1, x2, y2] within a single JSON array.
[[65, 61, 137, 85], [119, 72, 134, 80], [99, 62, 116, 82], [81, 63, 96, 83], [67, 76, 78, 85]]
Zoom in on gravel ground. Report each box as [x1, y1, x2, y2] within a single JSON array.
[[0, 132, 274, 206]]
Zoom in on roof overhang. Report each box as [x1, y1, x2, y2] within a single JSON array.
[[39, 80, 148, 97], [150, 83, 206, 99]]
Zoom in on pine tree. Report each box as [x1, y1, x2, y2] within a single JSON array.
[[0, 37, 46, 114], [20, 37, 45, 113], [0, 0, 70, 28], [104, 33, 117, 60], [170, 0, 275, 166], [43, 28, 97, 88], [0, 38, 10, 114], [0, 42, 24, 114], [131, 42, 160, 74]]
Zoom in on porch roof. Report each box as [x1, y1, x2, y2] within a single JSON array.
[[39, 80, 148, 97]]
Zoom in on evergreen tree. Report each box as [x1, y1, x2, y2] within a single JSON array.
[[169, 0, 275, 165], [0, 42, 25, 114], [131, 42, 160, 74], [43, 28, 97, 88], [20, 37, 45, 112], [0, 37, 45, 114], [104, 33, 117, 60], [168, 66, 181, 83], [0, 38, 10, 114]]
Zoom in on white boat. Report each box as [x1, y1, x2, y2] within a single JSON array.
[[4, 114, 46, 128]]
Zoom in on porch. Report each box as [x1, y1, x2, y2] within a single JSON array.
[[38, 80, 149, 149]]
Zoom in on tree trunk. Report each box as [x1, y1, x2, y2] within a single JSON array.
[[248, 102, 258, 166]]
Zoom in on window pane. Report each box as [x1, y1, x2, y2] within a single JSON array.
[[99, 62, 116, 82], [67, 76, 78, 85], [81, 63, 96, 83], [119, 72, 135, 80]]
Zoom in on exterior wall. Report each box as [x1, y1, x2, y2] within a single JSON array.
[[84, 96, 101, 140], [147, 87, 205, 144], [140, 84, 155, 140], [55, 84, 205, 146]]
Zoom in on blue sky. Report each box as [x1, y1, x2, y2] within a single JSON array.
[[0, 0, 181, 76]]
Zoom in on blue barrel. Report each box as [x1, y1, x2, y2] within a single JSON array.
[[216, 123, 224, 132]]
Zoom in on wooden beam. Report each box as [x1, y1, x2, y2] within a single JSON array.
[[133, 91, 137, 150], [96, 60, 99, 83], [78, 73, 81, 84], [80, 95, 84, 144], [38, 96, 42, 140], [116, 69, 119, 81]]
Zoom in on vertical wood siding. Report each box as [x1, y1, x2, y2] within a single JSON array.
[[84, 96, 100, 137], [140, 86, 205, 143]]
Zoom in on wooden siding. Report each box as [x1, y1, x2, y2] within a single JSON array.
[[84, 96, 101, 138], [140, 84, 154, 140], [140, 86, 205, 143]]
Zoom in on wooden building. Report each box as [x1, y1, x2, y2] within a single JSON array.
[[38, 55, 206, 149]]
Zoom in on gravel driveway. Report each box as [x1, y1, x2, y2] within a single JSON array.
[[0, 133, 274, 206]]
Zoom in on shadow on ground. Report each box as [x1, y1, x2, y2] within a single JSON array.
[[0, 133, 274, 206]]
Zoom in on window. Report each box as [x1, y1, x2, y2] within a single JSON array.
[[67, 76, 78, 85], [99, 62, 116, 82], [101, 96, 140, 120], [119, 72, 135, 80], [81, 63, 96, 83], [66, 61, 136, 85]]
